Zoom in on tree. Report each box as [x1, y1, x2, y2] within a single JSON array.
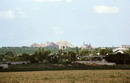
[[30, 54, 39, 63], [19, 53, 30, 61], [48, 53, 60, 64], [5, 51, 17, 62], [79, 49, 91, 56], [31, 48, 51, 63], [105, 53, 130, 64], [0, 54, 5, 62], [68, 51, 76, 62], [99, 48, 113, 56], [75, 47, 79, 54], [58, 49, 63, 54], [5, 51, 16, 57]]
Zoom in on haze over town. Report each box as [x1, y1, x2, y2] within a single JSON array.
[[0, 0, 130, 47]]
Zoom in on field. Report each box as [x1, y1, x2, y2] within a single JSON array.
[[0, 70, 130, 83], [0, 64, 130, 83]]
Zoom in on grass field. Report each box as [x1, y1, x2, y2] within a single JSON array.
[[0, 70, 130, 83]]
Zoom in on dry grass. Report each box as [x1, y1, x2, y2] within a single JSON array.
[[0, 70, 130, 83]]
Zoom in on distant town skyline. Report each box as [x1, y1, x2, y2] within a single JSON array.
[[0, 0, 130, 47]]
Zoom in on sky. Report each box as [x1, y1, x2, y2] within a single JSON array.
[[0, 0, 130, 47]]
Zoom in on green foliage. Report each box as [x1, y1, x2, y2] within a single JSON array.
[[0, 46, 130, 65], [0, 47, 47, 54], [79, 49, 92, 56], [0, 54, 5, 61], [67, 51, 76, 62], [124, 48, 130, 55], [99, 48, 113, 56], [19, 53, 30, 61], [3, 51, 18, 62], [48, 53, 60, 64], [5, 51, 17, 57], [58, 49, 63, 54], [31, 48, 51, 63]]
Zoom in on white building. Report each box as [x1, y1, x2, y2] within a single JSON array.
[[59, 45, 68, 50], [81, 42, 93, 50], [113, 45, 130, 54], [121, 45, 130, 48]]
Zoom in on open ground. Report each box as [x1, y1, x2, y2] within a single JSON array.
[[0, 70, 130, 83]]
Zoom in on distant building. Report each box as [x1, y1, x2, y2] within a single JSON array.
[[81, 42, 93, 50], [59, 45, 67, 50], [113, 45, 130, 54], [121, 45, 130, 48]]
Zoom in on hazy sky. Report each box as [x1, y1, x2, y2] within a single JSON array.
[[0, 0, 130, 47]]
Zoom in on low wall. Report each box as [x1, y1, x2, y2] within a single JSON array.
[[74, 61, 116, 66], [0, 64, 8, 68], [10, 61, 30, 65]]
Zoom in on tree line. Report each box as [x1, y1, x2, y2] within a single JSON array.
[[0, 47, 130, 64]]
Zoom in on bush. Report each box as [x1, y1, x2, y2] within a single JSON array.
[[105, 53, 130, 64]]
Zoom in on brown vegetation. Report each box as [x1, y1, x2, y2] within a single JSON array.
[[0, 70, 130, 83]]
